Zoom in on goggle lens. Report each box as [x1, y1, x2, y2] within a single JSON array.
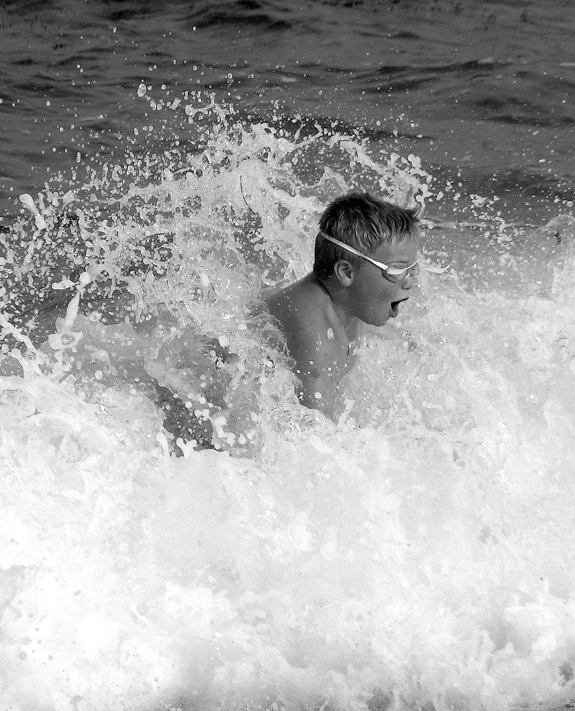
[[383, 262, 419, 282]]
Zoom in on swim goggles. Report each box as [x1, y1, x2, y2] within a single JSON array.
[[320, 232, 418, 283]]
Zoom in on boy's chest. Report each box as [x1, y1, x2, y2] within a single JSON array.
[[324, 323, 359, 376]]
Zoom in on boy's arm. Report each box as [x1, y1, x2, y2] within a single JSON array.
[[275, 305, 341, 418]]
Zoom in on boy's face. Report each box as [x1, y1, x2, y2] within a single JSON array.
[[348, 237, 418, 327]]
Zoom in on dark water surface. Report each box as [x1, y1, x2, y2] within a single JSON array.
[[1, 0, 574, 224]]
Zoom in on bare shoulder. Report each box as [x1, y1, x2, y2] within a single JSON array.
[[264, 274, 353, 416], [264, 274, 346, 376], [265, 274, 328, 333]]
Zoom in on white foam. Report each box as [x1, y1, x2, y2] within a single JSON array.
[[3, 99, 575, 710]]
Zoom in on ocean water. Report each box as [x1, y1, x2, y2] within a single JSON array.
[[1, 1, 575, 710]]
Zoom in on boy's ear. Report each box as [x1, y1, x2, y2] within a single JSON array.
[[333, 259, 355, 286]]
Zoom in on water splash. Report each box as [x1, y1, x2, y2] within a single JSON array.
[[2, 92, 575, 711]]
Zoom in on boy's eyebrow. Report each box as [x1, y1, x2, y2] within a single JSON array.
[[387, 258, 413, 265]]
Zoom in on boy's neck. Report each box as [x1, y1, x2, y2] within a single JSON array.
[[314, 274, 359, 335]]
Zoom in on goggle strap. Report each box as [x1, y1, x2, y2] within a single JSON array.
[[320, 231, 417, 276]]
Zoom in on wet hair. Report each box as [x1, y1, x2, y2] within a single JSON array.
[[313, 192, 420, 280]]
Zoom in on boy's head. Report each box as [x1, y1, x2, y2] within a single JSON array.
[[313, 192, 420, 280]]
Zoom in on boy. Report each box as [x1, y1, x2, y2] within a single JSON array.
[[265, 192, 420, 419]]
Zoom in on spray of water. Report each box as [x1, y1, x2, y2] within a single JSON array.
[[2, 90, 575, 711]]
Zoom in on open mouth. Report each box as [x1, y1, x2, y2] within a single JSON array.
[[390, 297, 409, 318]]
